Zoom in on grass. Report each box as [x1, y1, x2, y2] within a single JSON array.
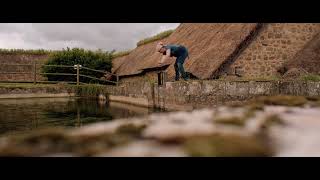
[[0, 83, 65, 89], [75, 84, 109, 97], [300, 74, 320, 82], [0, 48, 113, 56], [136, 29, 175, 47], [0, 83, 76, 95], [0, 49, 56, 55], [218, 76, 280, 81], [112, 50, 133, 59]]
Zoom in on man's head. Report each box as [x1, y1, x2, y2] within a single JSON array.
[[156, 42, 166, 53]]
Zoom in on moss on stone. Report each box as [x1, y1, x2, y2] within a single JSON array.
[[260, 115, 285, 130], [115, 123, 147, 137], [305, 96, 320, 107], [246, 102, 265, 111], [214, 109, 256, 127], [305, 96, 320, 101], [215, 117, 247, 126], [183, 133, 273, 157], [251, 95, 308, 107], [0, 127, 71, 156], [0, 127, 136, 157]]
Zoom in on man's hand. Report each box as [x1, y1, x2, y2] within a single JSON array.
[[159, 56, 166, 66], [158, 49, 170, 66]]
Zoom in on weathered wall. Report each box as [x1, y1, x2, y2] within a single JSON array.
[[156, 80, 320, 110], [0, 54, 49, 81], [106, 80, 320, 110], [227, 23, 320, 77]]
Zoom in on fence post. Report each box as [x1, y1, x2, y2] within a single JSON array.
[[33, 61, 37, 84], [76, 64, 80, 86], [116, 75, 119, 86], [163, 71, 167, 87]]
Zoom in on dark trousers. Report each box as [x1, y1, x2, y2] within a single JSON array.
[[174, 50, 189, 81]]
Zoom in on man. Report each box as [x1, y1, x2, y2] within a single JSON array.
[[156, 42, 189, 81]]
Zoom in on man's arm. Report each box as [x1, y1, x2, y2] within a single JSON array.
[[159, 49, 171, 65]]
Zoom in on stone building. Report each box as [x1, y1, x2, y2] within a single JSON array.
[[112, 23, 320, 83], [1, 23, 319, 83]]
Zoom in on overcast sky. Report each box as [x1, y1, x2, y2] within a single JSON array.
[[0, 23, 180, 52]]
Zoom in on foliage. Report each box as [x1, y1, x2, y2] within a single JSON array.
[[42, 48, 113, 83]]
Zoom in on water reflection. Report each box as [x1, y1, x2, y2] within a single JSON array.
[[0, 98, 162, 136]]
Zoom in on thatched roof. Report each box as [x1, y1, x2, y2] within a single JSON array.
[[278, 32, 320, 76], [112, 23, 260, 80]]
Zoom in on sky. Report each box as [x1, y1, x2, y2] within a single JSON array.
[[0, 23, 180, 52]]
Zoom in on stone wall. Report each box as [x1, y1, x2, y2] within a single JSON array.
[[106, 80, 320, 110], [115, 23, 320, 83], [0, 54, 49, 82], [0, 84, 75, 99], [227, 23, 320, 77]]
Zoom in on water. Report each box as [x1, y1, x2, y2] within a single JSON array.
[[0, 97, 163, 136]]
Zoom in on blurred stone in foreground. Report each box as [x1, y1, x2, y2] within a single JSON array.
[[0, 96, 320, 157]]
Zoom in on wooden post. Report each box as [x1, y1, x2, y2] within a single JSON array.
[[77, 106, 81, 127], [33, 61, 37, 84], [157, 72, 161, 86], [163, 71, 167, 87], [116, 75, 119, 86], [76, 64, 80, 86]]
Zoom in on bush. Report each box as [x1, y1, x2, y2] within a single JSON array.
[[42, 48, 113, 83], [136, 29, 174, 47]]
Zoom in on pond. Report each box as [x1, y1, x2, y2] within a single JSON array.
[[0, 97, 164, 137]]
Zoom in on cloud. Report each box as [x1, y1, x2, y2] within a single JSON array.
[[0, 23, 180, 51]]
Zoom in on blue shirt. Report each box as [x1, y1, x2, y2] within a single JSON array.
[[163, 44, 187, 57]]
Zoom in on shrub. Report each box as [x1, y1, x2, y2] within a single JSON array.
[[136, 29, 174, 47], [42, 48, 113, 83]]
